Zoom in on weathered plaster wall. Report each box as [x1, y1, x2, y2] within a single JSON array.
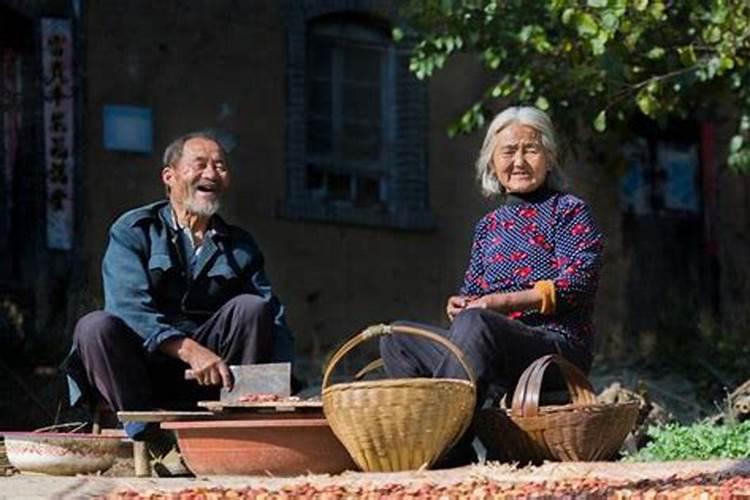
[[718, 161, 750, 339], [80, 0, 750, 381], [81, 0, 635, 378]]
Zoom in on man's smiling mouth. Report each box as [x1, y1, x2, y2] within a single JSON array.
[[196, 185, 218, 193]]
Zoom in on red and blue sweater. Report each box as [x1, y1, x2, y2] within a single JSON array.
[[460, 188, 604, 351]]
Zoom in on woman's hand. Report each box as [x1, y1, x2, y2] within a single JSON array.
[[465, 293, 505, 312], [465, 289, 541, 315], [446, 295, 473, 321]]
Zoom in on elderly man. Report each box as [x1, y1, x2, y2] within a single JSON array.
[[66, 132, 294, 440]]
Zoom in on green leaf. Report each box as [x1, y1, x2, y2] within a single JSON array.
[[703, 25, 722, 44], [587, 0, 607, 7], [600, 12, 620, 31], [591, 30, 609, 55], [678, 45, 697, 66], [519, 25, 533, 43], [647, 47, 665, 59], [729, 135, 744, 153], [593, 110, 607, 132], [535, 96, 550, 110], [561, 8, 575, 25], [634, 0, 649, 11], [636, 89, 657, 117], [576, 13, 599, 37], [648, 1, 666, 19], [707, 56, 721, 78], [720, 55, 735, 71], [392, 27, 404, 42]]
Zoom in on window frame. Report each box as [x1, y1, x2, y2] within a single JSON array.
[[281, 0, 433, 231]]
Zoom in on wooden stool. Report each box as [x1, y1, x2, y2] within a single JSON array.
[[117, 410, 215, 477], [88, 402, 149, 476]]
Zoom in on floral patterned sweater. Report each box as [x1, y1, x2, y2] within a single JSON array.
[[459, 188, 604, 352]]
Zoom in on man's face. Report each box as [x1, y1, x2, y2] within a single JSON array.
[[163, 137, 230, 217], [492, 124, 549, 194]]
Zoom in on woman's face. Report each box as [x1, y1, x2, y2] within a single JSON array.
[[492, 123, 549, 194]]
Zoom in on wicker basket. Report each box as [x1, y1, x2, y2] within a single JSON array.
[[476, 354, 639, 464], [322, 323, 477, 472]]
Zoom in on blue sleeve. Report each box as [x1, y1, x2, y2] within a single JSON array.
[[459, 218, 488, 296], [102, 223, 186, 353], [551, 198, 604, 313], [245, 252, 295, 362]]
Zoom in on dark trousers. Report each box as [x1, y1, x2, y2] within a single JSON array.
[[379, 308, 591, 466], [71, 294, 273, 438]]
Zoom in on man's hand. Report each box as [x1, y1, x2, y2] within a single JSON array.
[[160, 337, 233, 390]]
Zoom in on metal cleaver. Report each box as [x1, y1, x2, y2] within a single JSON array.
[[220, 362, 291, 402]]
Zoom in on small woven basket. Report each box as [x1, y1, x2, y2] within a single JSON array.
[[322, 323, 477, 472], [476, 354, 639, 463]]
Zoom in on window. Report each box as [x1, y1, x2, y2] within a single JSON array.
[[307, 19, 389, 208], [619, 122, 702, 217], [283, 2, 432, 230]]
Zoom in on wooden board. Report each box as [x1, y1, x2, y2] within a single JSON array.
[[117, 410, 217, 423], [197, 400, 323, 412]]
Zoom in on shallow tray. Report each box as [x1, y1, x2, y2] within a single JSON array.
[[198, 400, 323, 412], [117, 410, 217, 423]]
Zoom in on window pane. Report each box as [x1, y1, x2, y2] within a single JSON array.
[[342, 82, 380, 121], [303, 17, 396, 208], [342, 46, 381, 83], [307, 117, 332, 155], [340, 121, 381, 162], [305, 165, 325, 193], [327, 172, 352, 201], [308, 39, 332, 79], [354, 175, 383, 207], [308, 80, 331, 116]]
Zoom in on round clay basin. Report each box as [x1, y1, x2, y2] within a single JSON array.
[[3, 432, 123, 476], [161, 418, 357, 476]]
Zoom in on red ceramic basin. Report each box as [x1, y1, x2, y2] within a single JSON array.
[[161, 417, 357, 476]]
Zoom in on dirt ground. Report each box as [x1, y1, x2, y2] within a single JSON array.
[[1, 459, 750, 499]]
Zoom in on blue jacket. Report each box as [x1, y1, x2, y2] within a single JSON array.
[[102, 200, 294, 360]]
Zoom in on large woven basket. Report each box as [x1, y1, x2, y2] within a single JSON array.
[[476, 354, 639, 463], [322, 323, 477, 472]]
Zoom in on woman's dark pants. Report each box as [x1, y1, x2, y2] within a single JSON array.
[[70, 294, 273, 439], [379, 308, 591, 467]]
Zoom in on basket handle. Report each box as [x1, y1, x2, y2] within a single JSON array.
[[353, 358, 385, 381], [510, 354, 597, 417], [322, 323, 477, 390]]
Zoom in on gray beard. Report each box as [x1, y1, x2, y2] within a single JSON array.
[[184, 195, 221, 217]]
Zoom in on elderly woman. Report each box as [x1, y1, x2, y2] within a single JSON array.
[[380, 106, 604, 467]]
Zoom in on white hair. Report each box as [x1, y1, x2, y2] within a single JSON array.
[[475, 106, 567, 197]]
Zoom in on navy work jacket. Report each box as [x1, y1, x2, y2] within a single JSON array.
[[102, 200, 294, 359]]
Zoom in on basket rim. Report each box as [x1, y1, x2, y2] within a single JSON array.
[[322, 377, 475, 394], [494, 399, 640, 417]]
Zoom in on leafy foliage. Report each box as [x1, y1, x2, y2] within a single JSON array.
[[625, 421, 750, 461], [398, 0, 750, 171]]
